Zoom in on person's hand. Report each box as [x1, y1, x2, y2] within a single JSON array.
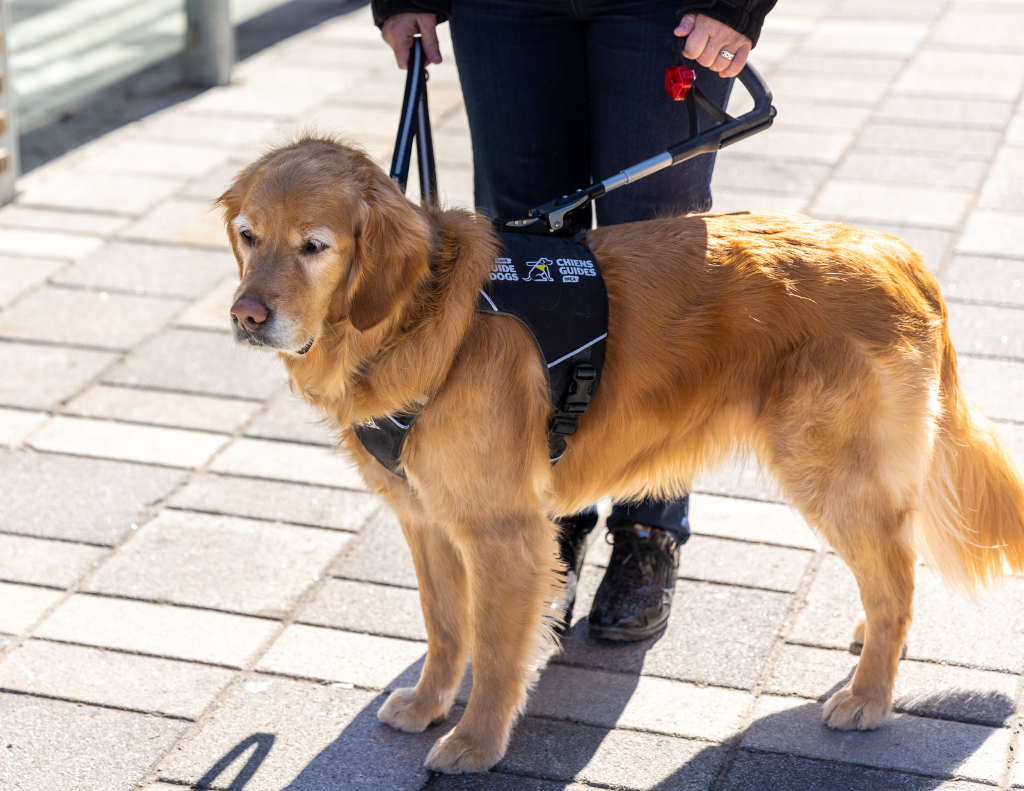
[[381, 13, 442, 69], [674, 14, 751, 79]]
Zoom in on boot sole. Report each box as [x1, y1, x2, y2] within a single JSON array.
[[587, 610, 670, 642]]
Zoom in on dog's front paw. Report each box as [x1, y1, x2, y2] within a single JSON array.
[[377, 687, 449, 733], [822, 685, 889, 730], [424, 728, 504, 773]]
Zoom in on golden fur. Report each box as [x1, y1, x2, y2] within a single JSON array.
[[219, 137, 1024, 773]]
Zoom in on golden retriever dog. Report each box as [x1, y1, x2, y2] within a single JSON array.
[[219, 137, 1024, 773]]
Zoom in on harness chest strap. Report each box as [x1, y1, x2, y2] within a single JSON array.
[[353, 232, 609, 479]]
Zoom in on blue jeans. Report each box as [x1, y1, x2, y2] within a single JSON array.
[[450, 0, 732, 540]]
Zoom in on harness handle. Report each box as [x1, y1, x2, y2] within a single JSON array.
[[390, 36, 439, 207], [497, 38, 777, 234]]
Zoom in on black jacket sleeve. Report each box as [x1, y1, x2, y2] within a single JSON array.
[[371, 0, 452, 28], [677, 0, 777, 47], [372, 0, 774, 47]]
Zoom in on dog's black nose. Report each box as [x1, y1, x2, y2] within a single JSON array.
[[231, 296, 269, 331]]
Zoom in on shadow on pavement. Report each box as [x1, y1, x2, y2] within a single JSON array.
[[189, 664, 1013, 790], [19, 0, 368, 173]]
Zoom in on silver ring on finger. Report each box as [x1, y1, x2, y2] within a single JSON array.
[[719, 48, 735, 60]]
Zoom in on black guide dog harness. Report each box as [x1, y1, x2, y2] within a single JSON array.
[[353, 231, 608, 479]]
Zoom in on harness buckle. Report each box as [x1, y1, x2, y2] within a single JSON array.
[[563, 364, 597, 413]]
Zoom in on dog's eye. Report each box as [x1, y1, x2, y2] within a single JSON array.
[[303, 239, 328, 254], [239, 228, 253, 243]]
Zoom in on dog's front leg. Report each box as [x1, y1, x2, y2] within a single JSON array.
[[424, 512, 559, 774], [378, 512, 470, 732]]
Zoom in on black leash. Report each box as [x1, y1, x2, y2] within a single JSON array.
[[390, 37, 438, 206]]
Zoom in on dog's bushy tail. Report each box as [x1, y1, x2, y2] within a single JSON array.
[[918, 325, 1024, 592]]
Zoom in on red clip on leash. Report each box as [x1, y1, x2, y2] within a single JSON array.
[[665, 65, 695, 101]]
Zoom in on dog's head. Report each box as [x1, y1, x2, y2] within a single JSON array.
[[217, 137, 432, 356]]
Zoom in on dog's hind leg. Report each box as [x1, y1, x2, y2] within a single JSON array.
[[820, 519, 916, 729], [758, 340, 936, 730], [378, 511, 471, 733]]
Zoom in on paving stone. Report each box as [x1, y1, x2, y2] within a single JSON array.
[[712, 189, 808, 214], [84, 510, 349, 618], [721, 751, 991, 791], [788, 557, 1024, 672], [0, 535, 107, 588], [801, 19, 929, 56], [767, 644, 1018, 727], [0, 227, 104, 261], [874, 95, 1014, 128], [711, 154, 831, 195], [688, 493, 822, 550], [257, 623, 426, 688], [20, 171, 184, 216], [35, 594, 278, 667], [675, 536, 811, 592], [0, 451, 185, 545], [856, 122, 1002, 159], [0, 341, 117, 410], [433, 776, 589, 791], [977, 174, 1024, 212], [528, 664, 750, 742], [54, 241, 235, 299], [727, 126, 853, 163], [930, 9, 1024, 50], [78, 139, 234, 179], [945, 255, 1024, 307], [0, 287, 185, 351], [948, 302, 1024, 360], [178, 159, 253, 202], [0, 692, 187, 791], [187, 66, 367, 118], [810, 181, 972, 229], [945, 356, 1024, 423], [0, 255, 65, 307], [0, 408, 48, 447], [298, 579, 426, 641], [138, 112, 280, 148], [760, 98, 872, 132], [0, 581, 63, 634], [210, 437, 367, 490], [29, 416, 229, 468], [743, 695, 1010, 783], [0, 205, 131, 236], [958, 209, 1024, 258], [161, 675, 439, 791], [66, 385, 256, 433], [169, 473, 380, 531], [290, 104, 407, 142], [335, 509, 418, 588], [895, 49, 1024, 101], [499, 717, 725, 790], [245, 388, 335, 446], [834, 151, 988, 191], [172, 274, 238, 331], [0, 640, 235, 719], [777, 51, 905, 78], [558, 568, 790, 690], [104, 327, 285, 400], [992, 421, 1024, 473], [769, 73, 891, 105], [120, 198, 231, 249]]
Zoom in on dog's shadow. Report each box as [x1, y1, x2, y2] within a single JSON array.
[[190, 649, 1013, 791]]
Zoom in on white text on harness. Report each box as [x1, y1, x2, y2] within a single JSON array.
[[556, 258, 597, 283], [490, 258, 519, 281]]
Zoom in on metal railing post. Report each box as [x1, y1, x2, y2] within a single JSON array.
[[183, 0, 234, 86], [0, 0, 20, 205]]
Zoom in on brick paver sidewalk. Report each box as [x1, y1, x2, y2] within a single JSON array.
[[1, 1, 1024, 789]]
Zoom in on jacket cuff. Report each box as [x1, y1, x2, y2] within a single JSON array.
[[677, 0, 773, 48], [371, 0, 450, 29]]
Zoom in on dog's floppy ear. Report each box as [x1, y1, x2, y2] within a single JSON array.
[[346, 175, 432, 332]]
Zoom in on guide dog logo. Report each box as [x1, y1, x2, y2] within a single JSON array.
[[524, 258, 555, 282]]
